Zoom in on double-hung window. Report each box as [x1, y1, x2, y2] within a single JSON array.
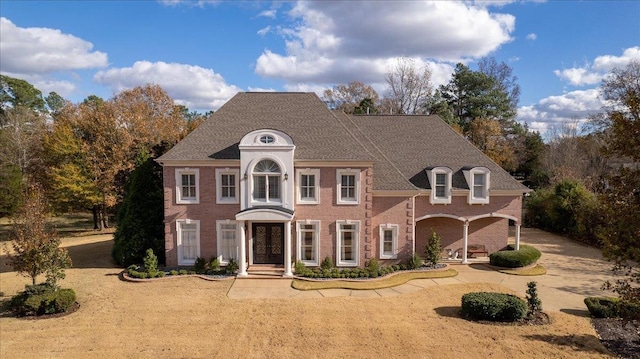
[[216, 221, 237, 264], [296, 169, 320, 204], [296, 220, 320, 266], [176, 168, 199, 204], [336, 169, 360, 205], [463, 166, 490, 204], [427, 167, 452, 204], [252, 160, 281, 203], [379, 224, 398, 259], [177, 220, 199, 265], [216, 169, 239, 204], [336, 220, 360, 266]]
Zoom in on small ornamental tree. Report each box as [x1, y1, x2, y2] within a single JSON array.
[[526, 281, 542, 317], [8, 184, 72, 286], [424, 230, 442, 266]]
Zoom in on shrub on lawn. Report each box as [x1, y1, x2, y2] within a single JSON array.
[[208, 257, 221, 272], [489, 244, 541, 268], [194, 257, 207, 274], [408, 253, 423, 269], [424, 230, 442, 266], [366, 258, 380, 278], [10, 284, 76, 316], [226, 259, 239, 274], [461, 292, 527, 322], [617, 300, 640, 320], [321, 256, 334, 270], [584, 297, 620, 318]]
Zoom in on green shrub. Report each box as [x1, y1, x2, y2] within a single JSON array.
[[526, 281, 542, 316], [208, 257, 221, 272], [226, 259, 239, 274], [169, 270, 178, 276], [10, 288, 76, 316], [461, 292, 527, 322], [143, 248, 159, 275], [407, 253, 423, 269], [425, 230, 442, 266], [617, 300, 640, 320], [194, 257, 207, 274], [294, 260, 306, 274], [489, 244, 541, 268], [179, 269, 188, 275], [584, 297, 620, 318], [366, 258, 380, 276], [321, 256, 334, 270]]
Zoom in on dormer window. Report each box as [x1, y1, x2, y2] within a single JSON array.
[[426, 167, 452, 204], [252, 159, 282, 203], [463, 166, 490, 204], [259, 135, 275, 144]]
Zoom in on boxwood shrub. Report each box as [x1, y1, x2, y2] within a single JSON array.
[[584, 297, 620, 318], [489, 244, 541, 268], [461, 292, 527, 322], [10, 287, 76, 316]]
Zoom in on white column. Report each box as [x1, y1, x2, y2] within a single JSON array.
[[515, 223, 521, 251], [284, 220, 293, 277], [237, 221, 247, 277], [462, 221, 469, 264]]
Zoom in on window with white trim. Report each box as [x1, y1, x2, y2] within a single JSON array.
[[177, 220, 200, 265], [216, 221, 237, 264], [427, 167, 452, 204], [176, 168, 199, 204], [379, 224, 398, 259], [463, 167, 490, 204], [336, 169, 360, 205], [252, 159, 282, 204], [336, 220, 360, 266], [216, 169, 239, 204], [296, 220, 320, 266], [296, 169, 320, 204]]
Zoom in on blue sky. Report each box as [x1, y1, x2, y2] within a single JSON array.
[[1, 0, 638, 134]]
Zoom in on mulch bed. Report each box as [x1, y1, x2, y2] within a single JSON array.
[[592, 318, 640, 359]]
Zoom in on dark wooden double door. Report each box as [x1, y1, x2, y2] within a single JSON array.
[[252, 223, 284, 264]]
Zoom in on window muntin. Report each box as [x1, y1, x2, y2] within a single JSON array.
[[379, 224, 398, 259], [336, 221, 359, 266], [296, 221, 320, 266], [296, 169, 320, 204], [259, 135, 275, 144], [177, 220, 199, 265], [435, 173, 447, 198], [336, 169, 360, 205], [176, 168, 199, 204], [427, 167, 452, 205], [252, 160, 281, 203], [473, 173, 486, 198], [464, 167, 490, 204], [217, 221, 237, 264], [216, 169, 239, 204]]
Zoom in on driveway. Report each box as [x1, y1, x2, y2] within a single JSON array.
[[228, 227, 617, 313]]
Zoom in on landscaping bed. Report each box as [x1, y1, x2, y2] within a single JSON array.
[[592, 318, 640, 359]]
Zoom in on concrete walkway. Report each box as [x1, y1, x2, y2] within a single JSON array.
[[227, 228, 616, 312]]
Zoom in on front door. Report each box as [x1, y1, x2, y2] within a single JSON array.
[[252, 223, 284, 264]]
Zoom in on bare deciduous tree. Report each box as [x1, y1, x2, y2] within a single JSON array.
[[384, 57, 433, 115], [322, 81, 379, 114]]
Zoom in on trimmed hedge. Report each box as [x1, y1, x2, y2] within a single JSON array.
[[10, 287, 76, 316], [489, 244, 541, 268], [584, 297, 640, 320], [461, 292, 527, 322]]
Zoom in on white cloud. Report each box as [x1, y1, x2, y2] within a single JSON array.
[[94, 61, 241, 111], [526, 33, 537, 40], [257, 26, 271, 37], [554, 46, 640, 86], [157, 0, 219, 7], [247, 87, 276, 92], [258, 9, 277, 19], [517, 89, 604, 134], [0, 17, 108, 76], [255, 1, 515, 85]]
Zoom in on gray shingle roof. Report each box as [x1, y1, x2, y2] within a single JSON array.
[[159, 92, 528, 192]]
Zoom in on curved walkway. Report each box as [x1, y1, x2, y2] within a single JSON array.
[[227, 228, 616, 313]]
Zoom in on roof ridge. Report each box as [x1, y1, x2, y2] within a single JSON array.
[[342, 113, 419, 191], [328, 110, 377, 161]]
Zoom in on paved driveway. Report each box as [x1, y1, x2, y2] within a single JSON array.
[[227, 228, 617, 313]]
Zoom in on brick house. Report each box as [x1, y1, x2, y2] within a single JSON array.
[[157, 92, 530, 276]]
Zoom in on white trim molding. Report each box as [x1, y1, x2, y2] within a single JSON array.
[[463, 166, 491, 205], [379, 223, 398, 259], [216, 168, 240, 204], [296, 168, 320, 205], [336, 220, 360, 267], [296, 220, 321, 266], [336, 168, 360, 205], [176, 219, 200, 265], [175, 168, 199, 204], [426, 166, 453, 205]]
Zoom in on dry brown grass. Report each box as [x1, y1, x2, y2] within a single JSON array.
[[0, 235, 614, 359], [498, 264, 548, 276]]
